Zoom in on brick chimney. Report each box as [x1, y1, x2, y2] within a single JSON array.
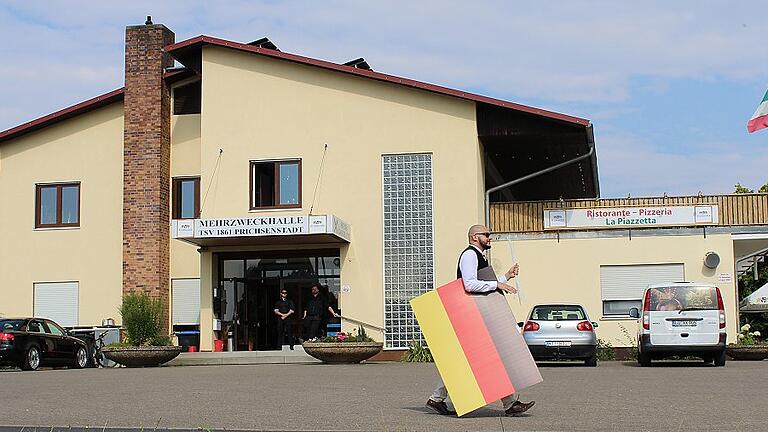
[[122, 18, 175, 331]]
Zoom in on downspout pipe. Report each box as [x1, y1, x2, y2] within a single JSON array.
[[484, 124, 597, 229]]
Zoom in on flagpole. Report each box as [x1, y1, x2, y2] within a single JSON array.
[[507, 238, 524, 305]]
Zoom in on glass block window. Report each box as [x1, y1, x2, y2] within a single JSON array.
[[382, 153, 434, 348]]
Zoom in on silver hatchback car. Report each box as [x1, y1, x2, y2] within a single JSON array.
[[520, 304, 599, 366]]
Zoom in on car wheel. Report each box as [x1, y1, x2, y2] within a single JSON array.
[[638, 351, 651, 367], [21, 345, 41, 371], [585, 354, 598, 367], [714, 350, 727, 367], [73, 346, 88, 369]]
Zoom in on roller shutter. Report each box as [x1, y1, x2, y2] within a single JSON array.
[[33, 282, 79, 327], [172, 279, 200, 325], [600, 264, 685, 300]]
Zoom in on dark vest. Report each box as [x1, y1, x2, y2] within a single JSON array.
[[457, 246, 489, 279]]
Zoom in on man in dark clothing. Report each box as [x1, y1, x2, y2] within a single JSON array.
[[425, 224, 535, 417], [274, 289, 295, 349], [303, 284, 339, 340]]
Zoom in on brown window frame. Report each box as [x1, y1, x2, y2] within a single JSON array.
[[35, 182, 81, 229], [172, 177, 201, 219], [249, 159, 302, 210]]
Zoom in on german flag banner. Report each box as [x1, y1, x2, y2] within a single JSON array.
[[411, 279, 542, 416]]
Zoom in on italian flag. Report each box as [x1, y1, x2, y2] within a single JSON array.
[[748, 88, 768, 133]]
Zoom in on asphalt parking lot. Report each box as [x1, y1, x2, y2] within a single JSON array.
[[0, 360, 765, 431]]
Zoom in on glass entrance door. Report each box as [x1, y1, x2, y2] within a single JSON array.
[[215, 250, 341, 351]]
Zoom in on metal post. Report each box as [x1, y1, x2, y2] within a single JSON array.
[[755, 256, 760, 281]]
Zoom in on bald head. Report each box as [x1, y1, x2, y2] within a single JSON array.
[[468, 224, 489, 241], [467, 224, 492, 250]]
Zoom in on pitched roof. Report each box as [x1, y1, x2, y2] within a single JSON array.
[[166, 35, 590, 127], [0, 88, 125, 144], [0, 35, 591, 144]]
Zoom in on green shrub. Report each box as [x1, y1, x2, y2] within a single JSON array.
[[402, 339, 434, 362], [119, 291, 168, 346], [596, 338, 615, 361]]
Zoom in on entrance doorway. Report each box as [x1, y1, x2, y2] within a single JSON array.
[[215, 250, 341, 351]]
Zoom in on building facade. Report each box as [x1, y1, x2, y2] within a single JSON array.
[[12, 20, 764, 355]]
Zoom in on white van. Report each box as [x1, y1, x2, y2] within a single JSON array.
[[629, 282, 727, 367]]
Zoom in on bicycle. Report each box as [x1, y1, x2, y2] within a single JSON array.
[[91, 330, 119, 368]]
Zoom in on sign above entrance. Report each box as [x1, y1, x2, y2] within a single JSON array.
[[543, 205, 719, 230], [171, 215, 351, 242]]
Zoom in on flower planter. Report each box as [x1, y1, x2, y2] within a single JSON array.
[[102, 346, 183, 367], [302, 341, 383, 364], [725, 346, 768, 361]]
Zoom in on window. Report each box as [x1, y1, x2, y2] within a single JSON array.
[[531, 305, 586, 321], [27, 321, 44, 333], [382, 154, 434, 349], [173, 81, 201, 115], [172, 177, 200, 219], [250, 160, 301, 209], [45, 321, 66, 336], [600, 263, 684, 317], [35, 183, 80, 228]]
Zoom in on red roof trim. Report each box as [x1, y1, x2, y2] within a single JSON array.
[[0, 88, 125, 144], [166, 35, 590, 127]]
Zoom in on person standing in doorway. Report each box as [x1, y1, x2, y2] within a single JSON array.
[[303, 284, 339, 340], [426, 224, 536, 417], [274, 289, 296, 350]]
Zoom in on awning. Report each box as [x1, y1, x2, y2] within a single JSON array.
[[740, 282, 768, 313], [171, 214, 350, 247]]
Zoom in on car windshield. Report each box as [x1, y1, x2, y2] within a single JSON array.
[[649, 286, 718, 311], [531, 306, 585, 321], [0, 320, 24, 331]]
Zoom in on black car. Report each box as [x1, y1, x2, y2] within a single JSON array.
[[0, 318, 89, 371]]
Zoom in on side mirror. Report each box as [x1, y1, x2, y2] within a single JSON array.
[[591, 322, 599, 328], [517, 322, 524, 328], [628, 308, 640, 319]]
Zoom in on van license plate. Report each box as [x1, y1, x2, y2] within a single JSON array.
[[672, 320, 697, 327], [545, 341, 572, 347]]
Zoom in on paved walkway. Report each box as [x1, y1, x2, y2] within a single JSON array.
[[0, 361, 766, 431]]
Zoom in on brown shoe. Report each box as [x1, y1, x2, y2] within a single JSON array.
[[505, 400, 535, 416], [426, 399, 456, 416]]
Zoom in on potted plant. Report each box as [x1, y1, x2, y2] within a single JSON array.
[[102, 292, 182, 367], [726, 324, 768, 361], [302, 325, 383, 364]]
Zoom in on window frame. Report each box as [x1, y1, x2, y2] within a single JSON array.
[[35, 182, 81, 229], [172, 177, 201, 220], [602, 299, 643, 318], [249, 159, 302, 210]]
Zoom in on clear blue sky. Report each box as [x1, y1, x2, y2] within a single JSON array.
[[1, 1, 766, 198]]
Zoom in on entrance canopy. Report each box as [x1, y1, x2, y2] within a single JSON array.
[[741, 282, 768, 313], [172, 214, 350, 247]]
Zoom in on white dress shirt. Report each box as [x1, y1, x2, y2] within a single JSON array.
[[459, 245, 508, 293]]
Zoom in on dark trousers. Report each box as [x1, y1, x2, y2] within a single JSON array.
[[277, 318, 293, 347], [304, 317, 322, 340]]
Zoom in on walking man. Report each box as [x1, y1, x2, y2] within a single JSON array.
[[426, 224, 536, 417], [274, 289, 295, 349]]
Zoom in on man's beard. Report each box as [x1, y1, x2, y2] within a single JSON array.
[[483, 243, 491, 250]]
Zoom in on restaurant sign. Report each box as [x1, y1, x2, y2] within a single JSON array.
[[543, 205, 718, 230]]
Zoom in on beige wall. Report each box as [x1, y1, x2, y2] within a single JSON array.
[[0, 104, 124, 325], [170, 112, 202, 280], [489, 233, 739, 346], [196, 46, 482, 349]]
